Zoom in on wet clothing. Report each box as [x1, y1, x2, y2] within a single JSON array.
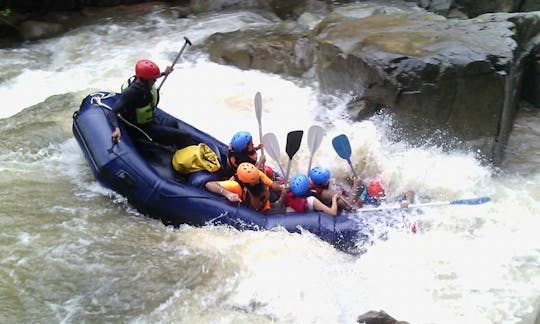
[[284, 192, 317, 212], [358, 187, 381, 207], [218, 170, 274, 212], [110, 78, 194, 147]]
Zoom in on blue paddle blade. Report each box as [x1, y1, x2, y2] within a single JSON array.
[[332, 134, 352, 160], [450, 196, 491, 205]]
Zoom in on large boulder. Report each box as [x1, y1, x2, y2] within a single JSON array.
[[416, 0, 540, 18], [207, 23, 315, 77], [310, 4, 540, 163], [204, 3, 540, 163]]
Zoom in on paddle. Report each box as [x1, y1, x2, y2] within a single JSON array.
[[357, 196, 491, 212], [157, 36, 192, 92], [284, 130, 304, 182], [254, 91, 265, 159], [306, 125, 325, 174], [261, 132, 285, 176], [331, 134, 358, 177]]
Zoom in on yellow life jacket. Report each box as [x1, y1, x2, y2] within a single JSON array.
[[121, 78, 158, 124]]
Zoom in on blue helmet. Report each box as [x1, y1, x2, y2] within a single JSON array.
[[230, 131, 252, 151], [290, 174, 310, 196], [309, 166, 331, 186]]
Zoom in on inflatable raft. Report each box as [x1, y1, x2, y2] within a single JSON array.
[[72, 92, 377, 249]]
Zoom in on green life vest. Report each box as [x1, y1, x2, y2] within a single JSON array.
[[121, 78, 158, 124]]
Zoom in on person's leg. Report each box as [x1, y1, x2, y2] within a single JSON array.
[[143, 122, 196, 148]]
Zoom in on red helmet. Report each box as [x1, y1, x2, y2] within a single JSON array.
[[367, 179, 385, 198], [135, 59, 161, 80], [236, 162, 260, 185]]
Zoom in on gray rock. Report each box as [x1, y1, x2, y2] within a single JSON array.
[[357, 310, 409, 324], [18, 20, 65, 40]]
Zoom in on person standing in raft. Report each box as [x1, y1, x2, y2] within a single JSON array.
[[110, 59, 194, 147], [205, 162, 285, 212], [284, 174, 340, 216]]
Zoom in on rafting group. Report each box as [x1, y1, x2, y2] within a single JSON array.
[[107, 54, 415, 217]]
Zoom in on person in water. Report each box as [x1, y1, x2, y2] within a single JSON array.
[[205, 162, 285, 212], [284, 174, 339, 216], [350, 177, 415, 209], [110, 59, 193, 147], [308, 166, 356, 211]]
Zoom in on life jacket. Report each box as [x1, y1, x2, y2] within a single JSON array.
[[227, 148, 258, 169], [285, 192, 308, 212], [235, 176, 271, 212], [121, 77, 159, 124]]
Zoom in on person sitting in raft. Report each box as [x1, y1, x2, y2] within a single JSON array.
[[110, 59, 194, 147], [309, 166, 356, 211], [205, 162, 285, 212], [350, 177, 415, 209], [226, 131, 281, 178], [227, 131, 264, 169], [284, 174, 339, 216]]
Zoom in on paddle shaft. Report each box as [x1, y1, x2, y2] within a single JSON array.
[[157, 36, 192, 92], [347, 160, 358, 178], [357, 196, 491, 212]]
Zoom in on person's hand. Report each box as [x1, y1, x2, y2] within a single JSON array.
[[224, 192, 241, 203], [163, 66, 173, 75], [112, 127, 121, 142]]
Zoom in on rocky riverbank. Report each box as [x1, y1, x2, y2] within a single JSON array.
[[2, 1, 540, 165]]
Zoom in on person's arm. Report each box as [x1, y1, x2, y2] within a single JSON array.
[[270, 180, 285, 192], [260, 171, 284, 192], [110, 86, 136, 142], [312, 194, 339, 216], [205, 181, 241, 203], [256, 154, 266, 169], [272, 183, 290, 207]]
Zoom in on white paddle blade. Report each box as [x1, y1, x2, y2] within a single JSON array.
[[307, 125, 325, 154], [262, 133, 285, 175], [254, 92, 262, 122]]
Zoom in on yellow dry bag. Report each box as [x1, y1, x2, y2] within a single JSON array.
[[172, 143, 221, 174]]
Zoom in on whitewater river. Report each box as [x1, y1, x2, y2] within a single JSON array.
[[1, 5, 539, 324]]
